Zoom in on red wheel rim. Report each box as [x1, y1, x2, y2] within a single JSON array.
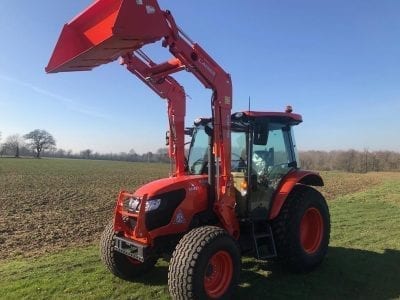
[[204, 250, 233, 298], [300, 207, 324, 254]]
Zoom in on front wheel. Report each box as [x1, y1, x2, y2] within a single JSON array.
[[168, 226, 241, 299], [100, 222, 157, 280], [272, 186, 330, 272]]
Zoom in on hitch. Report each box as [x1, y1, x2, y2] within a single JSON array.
[[114, 236, 148, 262]]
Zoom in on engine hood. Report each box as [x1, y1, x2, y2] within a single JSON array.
[[134, 175, 208, 199]]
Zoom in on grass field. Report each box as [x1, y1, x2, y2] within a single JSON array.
[[0, 158, 399, 299]]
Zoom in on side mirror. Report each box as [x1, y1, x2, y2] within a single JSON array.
[[204, 124, 213, 136], [165, 130, 170, 146], [253, 123, 268, 145]]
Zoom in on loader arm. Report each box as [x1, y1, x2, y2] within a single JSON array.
[[120, 51, 186, 176], [46, 0, 238, 237]]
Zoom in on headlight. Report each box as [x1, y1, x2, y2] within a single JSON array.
[[145, 199, 161, 212], [123, 197, 162, 213], [124, 197, 140, 212]]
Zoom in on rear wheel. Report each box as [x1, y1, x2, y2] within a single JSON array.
[[272, 186, 330, 272], [100, 222, 157, 280], [168, 226, 241, 299]]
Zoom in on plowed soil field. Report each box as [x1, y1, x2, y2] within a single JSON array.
[[0, 158, 169, 260]]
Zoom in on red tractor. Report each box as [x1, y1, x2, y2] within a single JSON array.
[[46, 1, 330, 299]]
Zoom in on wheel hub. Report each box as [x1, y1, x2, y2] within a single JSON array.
[[300, 207, 324, 254], [204, 250, 233, 298]]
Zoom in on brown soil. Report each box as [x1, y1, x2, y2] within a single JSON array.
[[0, 159, 169, 260]]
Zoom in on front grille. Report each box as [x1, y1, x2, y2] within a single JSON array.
[[122, 215, 137, 230]]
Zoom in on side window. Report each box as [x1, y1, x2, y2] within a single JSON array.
[[188, 127, 209, 174], [266, 129, 290, 165]]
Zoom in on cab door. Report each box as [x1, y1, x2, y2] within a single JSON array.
[[249, 124, 296, 219]]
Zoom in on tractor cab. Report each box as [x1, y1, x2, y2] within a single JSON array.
[[188, 109, 303, 220]]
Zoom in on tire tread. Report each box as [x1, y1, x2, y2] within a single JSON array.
[[168, 226, 240, 300]]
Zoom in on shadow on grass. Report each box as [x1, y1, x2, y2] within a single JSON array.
[[124, 247, 400, 299], [238, 247, 400, 299], [131, 264, 169, 286]]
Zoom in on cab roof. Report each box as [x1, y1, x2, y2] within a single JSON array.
[[232, 110, 303, 126], [194, 110, 303, 127]]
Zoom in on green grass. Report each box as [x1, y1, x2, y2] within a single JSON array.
[[1, 159, 399, 299], [0, 246, 171, 300]]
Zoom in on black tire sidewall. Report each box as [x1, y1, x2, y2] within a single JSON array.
[[272, 186, 330, 272]]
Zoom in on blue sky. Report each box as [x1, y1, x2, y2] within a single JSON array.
[[0, 0, 399, 153]]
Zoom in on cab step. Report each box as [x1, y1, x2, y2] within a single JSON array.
[[251, 222, 277, 260]]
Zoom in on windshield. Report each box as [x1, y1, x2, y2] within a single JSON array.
[[231, 131, 247, 172], [188, 126, 209, 174]]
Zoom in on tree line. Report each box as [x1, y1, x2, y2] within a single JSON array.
[[299, 150, 400, 173], [44, 147, 171, 163], [1, 131, 399, 172], [0, 130, 170, 163]]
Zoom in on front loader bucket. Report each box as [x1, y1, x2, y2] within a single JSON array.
[[46, 0, 168, 73]]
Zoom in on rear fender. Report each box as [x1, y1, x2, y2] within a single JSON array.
[[268, 170, 324, 220]]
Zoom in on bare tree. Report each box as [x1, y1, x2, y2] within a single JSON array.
[[3, 134, 24, 157], [128, 148, 138, 161], [24, 129, 56, 158], [55, 149, 66, 157], [156, 147, 170, 163], [80, 149, 92, 159], [0, 131, 3, 157], [146, 151, 154, 162]]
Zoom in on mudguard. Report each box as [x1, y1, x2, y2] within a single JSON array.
[[268, 170, 324, 220]]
